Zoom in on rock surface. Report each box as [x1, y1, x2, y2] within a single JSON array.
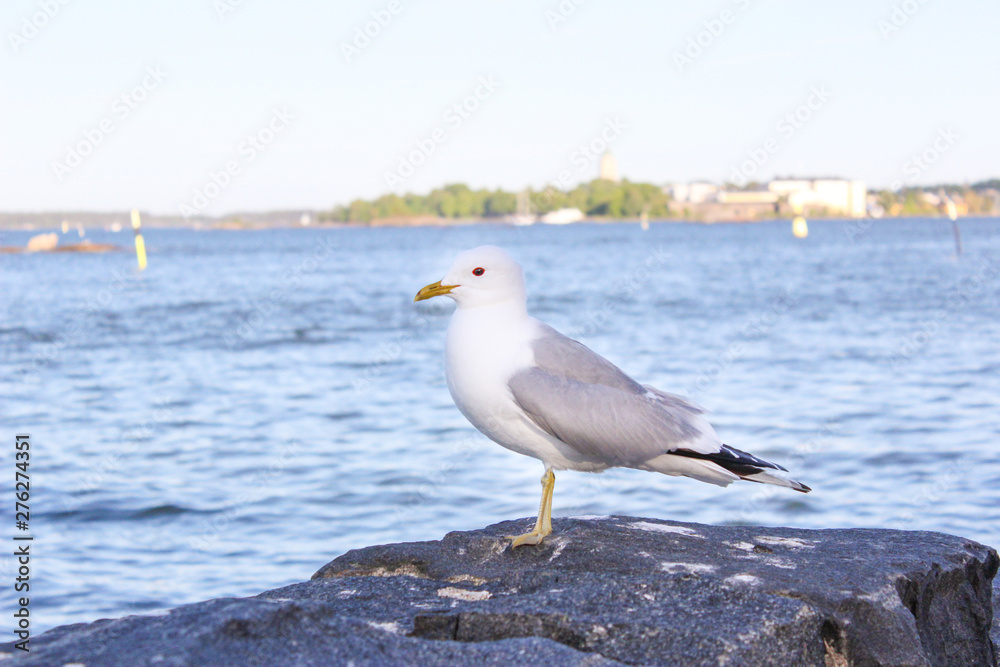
[[4, 517, 997, 666], [994, 579, 1000, 652]]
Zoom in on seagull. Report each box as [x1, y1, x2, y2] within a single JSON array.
[[414, 245, 810, 547]]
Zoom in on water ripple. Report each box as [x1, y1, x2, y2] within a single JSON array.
[[1, 220, 998, 633]]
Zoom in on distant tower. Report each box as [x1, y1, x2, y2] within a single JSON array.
[[599, 151, 620, 182]]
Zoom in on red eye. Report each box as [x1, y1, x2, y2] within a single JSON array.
[[472, 267, 485, 276]]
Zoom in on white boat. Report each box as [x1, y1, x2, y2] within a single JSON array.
[[506, 214, 537, 226], [540, 207, 584, 225], [506, 190, 537, 226]]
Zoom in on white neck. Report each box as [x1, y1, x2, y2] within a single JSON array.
[[455, 295, 528, 319], [447, 296, 536, 381]]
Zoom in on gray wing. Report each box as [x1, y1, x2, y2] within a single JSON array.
[[531, 324, 707, 414], [509, 326, 721, 466], [530, 324, 645, 393]]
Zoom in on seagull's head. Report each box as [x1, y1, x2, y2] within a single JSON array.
[[414, 245, 526, 308]]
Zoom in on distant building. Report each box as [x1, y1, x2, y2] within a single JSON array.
[[716, 190, 779, 205], [918, 191, 942, 206], [769, 179, 867, 218], [669, 182, 718, 204], [667, 178, 867, 222], [666, 183, 776, 222], [599, 152, 620, 182]]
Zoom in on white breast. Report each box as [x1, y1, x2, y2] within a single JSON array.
[[444, 303, 609, 470]]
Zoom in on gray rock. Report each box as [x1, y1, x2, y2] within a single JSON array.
[[4, 517, 996, 666], [3, 586, 618, 667], [993, 579, 1000, 655]]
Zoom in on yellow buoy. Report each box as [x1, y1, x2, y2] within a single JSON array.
[[131, 209, 147, 270], [943, 197, 961, 256], [945, 199, 958, 222], [792, 216, 809, 239]]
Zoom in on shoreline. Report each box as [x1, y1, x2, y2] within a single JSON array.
[[1, 214, 997, 233]]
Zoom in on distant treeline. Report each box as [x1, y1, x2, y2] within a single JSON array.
[[883, 180, 999, 217], [320, 181, 671, 223], [319, 179, 1000, 224]]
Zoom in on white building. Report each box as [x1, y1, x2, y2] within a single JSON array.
[[599, 152, 620, 182], [669, 182, 719, 204], [716, 190, 778, 205], [769, 179, 867, 218]]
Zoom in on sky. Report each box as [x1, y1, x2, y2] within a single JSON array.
[[1, 0, 998, 216]]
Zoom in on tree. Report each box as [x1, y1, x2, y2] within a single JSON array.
[[348, 199, 374, 223], [323, 178, 685, 222], [484, 190, 516, 216]]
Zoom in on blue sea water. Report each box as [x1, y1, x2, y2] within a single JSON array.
[[1, 218, 999, 634]]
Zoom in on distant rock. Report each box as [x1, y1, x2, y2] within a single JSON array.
[[0, 237, 119, 254], [25, 233, 58, 252], [51, 240, 119, 253], [4, 517, 997, 666]]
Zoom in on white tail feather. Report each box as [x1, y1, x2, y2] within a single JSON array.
[[742, 469, 811, 492], [644, 454, 739, 487], [643, 453, 811, 493]]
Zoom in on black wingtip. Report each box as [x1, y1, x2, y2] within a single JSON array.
[[673, 444, 811, 492], [673, 444, 788, 476]]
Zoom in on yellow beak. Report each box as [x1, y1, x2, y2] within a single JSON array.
[[414, 280, 458, 302]]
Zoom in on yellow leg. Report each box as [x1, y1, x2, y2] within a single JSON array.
[[508, 469, 555, 548]]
